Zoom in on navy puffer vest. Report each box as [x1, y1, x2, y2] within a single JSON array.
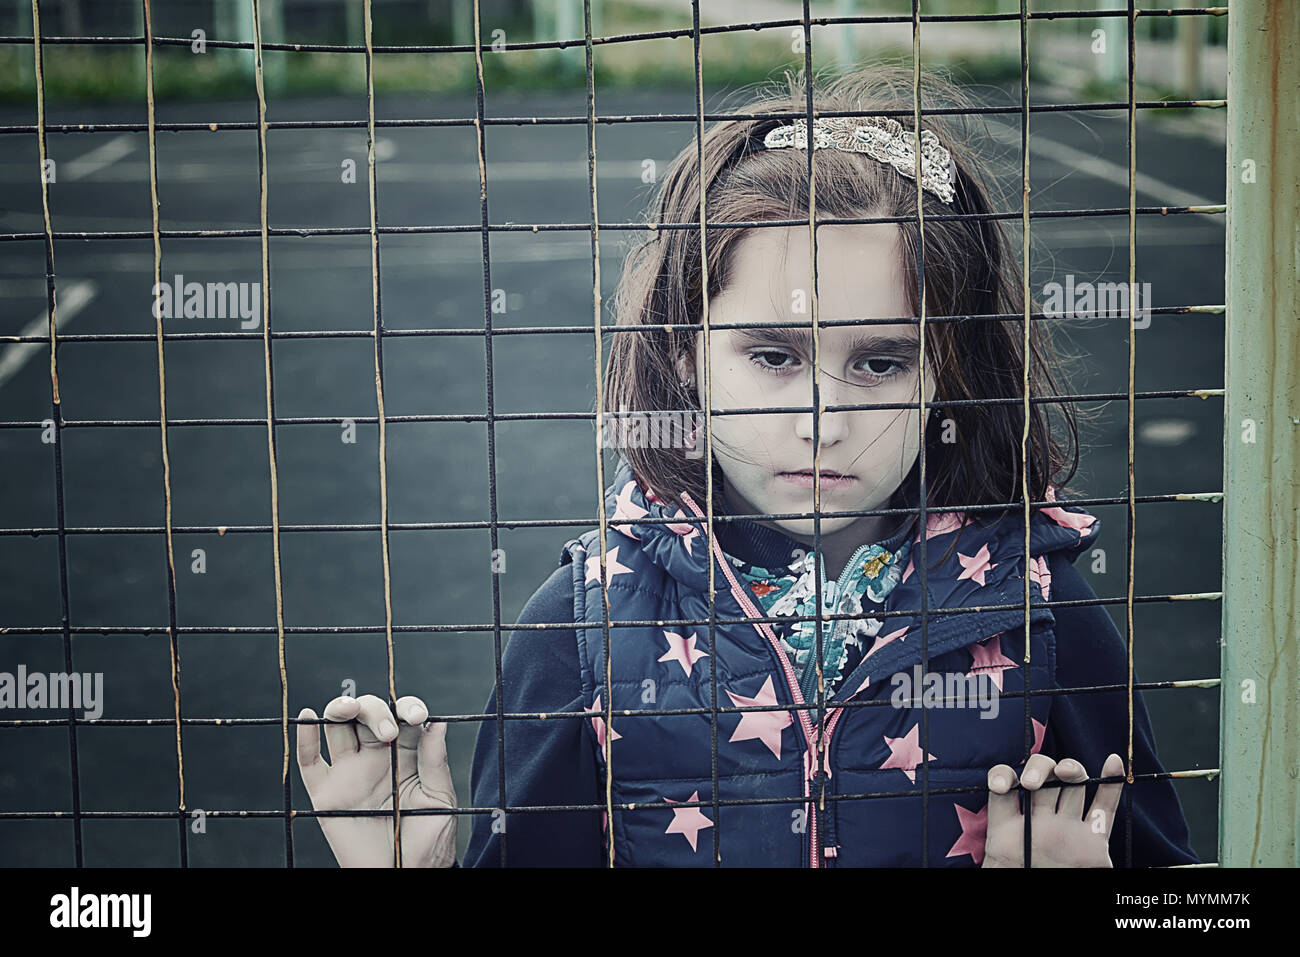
[[560, 457, 1101, 867]]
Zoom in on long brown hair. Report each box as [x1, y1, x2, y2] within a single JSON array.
[[601, 64, 1082, 550]]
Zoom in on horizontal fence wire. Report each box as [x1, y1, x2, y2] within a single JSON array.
[[3, 0, 1227, 867]]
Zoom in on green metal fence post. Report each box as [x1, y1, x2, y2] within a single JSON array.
[[1220, 0, 1300, 868]]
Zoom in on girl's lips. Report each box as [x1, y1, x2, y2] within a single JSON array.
[[778, 471, 858, 489]]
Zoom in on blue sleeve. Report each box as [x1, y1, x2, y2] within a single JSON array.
[[1043, 551, 1200, 867], [458, 562, 605, 867]]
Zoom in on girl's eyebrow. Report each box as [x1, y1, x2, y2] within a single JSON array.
[[731, 326, 921, 354]]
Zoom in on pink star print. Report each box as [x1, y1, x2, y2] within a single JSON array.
[[1017, 718, 1047, 763], [611, 481, 648, 539], [663, 790, 713, 851], [658, 630, 709, 676], [584, 545, 634, 588], [584, 694, 623, 750], [865, 625, 909, 659], [664, 509, 701, 555], [1042, 485, 1097, 536], [880, 722, 937, 783], [946, 801, 988, 865], [1028, 554, 1052, 600], [967, 633, 1019, 691], [725, 675, 792, 760], [956, 543, 998, 587]]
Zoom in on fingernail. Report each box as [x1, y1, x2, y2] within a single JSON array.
[[991, 774, 1006, 790], [379, 720, 396, 738], [1023, 770, 1039, 786]]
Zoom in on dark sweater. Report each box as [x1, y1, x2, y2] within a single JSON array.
[[458, 509, 1200, 868]]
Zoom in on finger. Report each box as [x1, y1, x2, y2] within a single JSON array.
[[395, 695, 429, 727], [353, 693, 399, 746], [416, 721, 457, 807], [321, 695, 362, 760], [987, 763, 1021, 824], [1086, 753, 1126, 838], [295, 707, 329, 792], [394, 696, 431, 780], [1054, 757, 1089, 821], [1020, 753, 1059, 815]]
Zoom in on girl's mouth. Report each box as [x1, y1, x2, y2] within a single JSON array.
[[778, 470, 858, 489]]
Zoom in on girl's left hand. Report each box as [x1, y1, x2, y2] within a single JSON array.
[[981, 752, 1125, 867]]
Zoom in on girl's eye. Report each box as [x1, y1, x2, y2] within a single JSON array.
[[861, 357, 903, 377], [748, 350, 798, 372], [746, 350, 910, 382]]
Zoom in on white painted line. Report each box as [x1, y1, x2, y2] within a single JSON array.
[[62, 134, 135, 182], [985, 121, 1218, 210], [0, 279, 97, 390]]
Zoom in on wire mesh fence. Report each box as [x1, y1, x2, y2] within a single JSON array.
[[0, 0, 1260, 869]]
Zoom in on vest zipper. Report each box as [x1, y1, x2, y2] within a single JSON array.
[[680, 493, 827, 867], [804, 542, 875, 864]]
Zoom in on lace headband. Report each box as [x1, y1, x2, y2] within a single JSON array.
[[761, 115, 957, 205]]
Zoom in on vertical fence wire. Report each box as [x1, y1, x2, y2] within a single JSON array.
[[248, 0, 293, 867], [359, 0, 404, 868], [687, 0, 723, 868], [28, 0, 83, 868], [567, 0, 616, 868], [1122, 0, 1139, 868], [799, 0, 830, 869], [469, 0, 510, 868], [1018, 0, 1035, 869], [910, 0, 933, 869], [139, 0, 188, 868]]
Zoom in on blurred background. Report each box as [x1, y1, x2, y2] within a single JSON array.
[[1, 0, 1226, 866]]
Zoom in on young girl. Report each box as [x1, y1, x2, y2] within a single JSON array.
[[295, 66, 1198, 868]]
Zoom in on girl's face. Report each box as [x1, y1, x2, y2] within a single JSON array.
[[686, 223, 934, 556]]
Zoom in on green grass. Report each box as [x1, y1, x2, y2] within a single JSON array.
[[0, 0, 1033, 105], [0, 45, 1033, 105]]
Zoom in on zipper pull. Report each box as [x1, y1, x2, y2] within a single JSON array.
[[823, 579, 837, 609]]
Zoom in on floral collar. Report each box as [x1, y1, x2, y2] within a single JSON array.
[[711, 492, 914, 701]]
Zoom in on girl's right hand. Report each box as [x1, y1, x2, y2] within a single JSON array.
[[296, 694, 458, 868], [981, 752, 1123, 868]]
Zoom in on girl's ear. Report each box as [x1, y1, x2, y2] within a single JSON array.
[[675, 352, 697, 389]]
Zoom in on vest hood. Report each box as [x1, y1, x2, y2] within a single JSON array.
[[590, 456, 1101, 691]]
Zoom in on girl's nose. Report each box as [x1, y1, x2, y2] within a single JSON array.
[[793, 378, 851, 447]]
